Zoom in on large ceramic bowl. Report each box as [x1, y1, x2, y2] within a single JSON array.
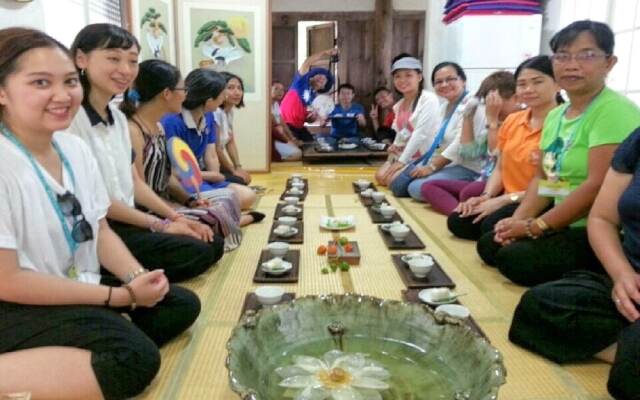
[[227, 294, 505, 400]]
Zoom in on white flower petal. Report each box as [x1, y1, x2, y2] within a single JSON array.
[[280, 375, 320, 388], [357, 388, 384, 400], [296, 386, 331, 400], [322, 350, 345, 366], [333, 353, 366, 370], [351, 376, 390, 390], [357, 366, 390, 381], [331, 387, 363, 400], [294, 355, 328, 373], [276, 365, 311, 378]]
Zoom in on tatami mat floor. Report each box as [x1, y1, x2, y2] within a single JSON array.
[[139, 162, 612, 400]]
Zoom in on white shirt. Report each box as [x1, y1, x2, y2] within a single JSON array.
[[271, 101, 282, 124], [0, 132, 110, 284], [393, 90, 443, 164], [66, 103, 135, 207], [214, 108, 233, 147]]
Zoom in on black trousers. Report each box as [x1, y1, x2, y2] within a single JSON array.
[[447, 202, 519, 241], [476, 226, 604, 286], [220, 167, 247, 185], [109, 220, 224, 283], [287, 124, 315, 142], [0, 285, 200, 400], [509, 270, 640, 400]]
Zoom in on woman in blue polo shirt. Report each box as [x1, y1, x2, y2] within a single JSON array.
[[161, 68, 256, 210]]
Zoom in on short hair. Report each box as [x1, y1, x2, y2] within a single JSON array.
[[550, 20, 615, 55], [430, 61, 467, 85], [475, 71, 516, 100], [338, 83, 355, 93], [221, 71, 245, 109], [182, 68, 226, 110]]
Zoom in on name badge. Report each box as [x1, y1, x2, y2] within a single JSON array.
[[538, 179, 571, 197], [67, 264, 79, 280]]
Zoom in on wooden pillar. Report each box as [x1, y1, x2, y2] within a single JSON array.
[[374, 0, 393, 88]]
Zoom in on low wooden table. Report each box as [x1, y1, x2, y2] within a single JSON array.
[[302, 143, 388, 163]]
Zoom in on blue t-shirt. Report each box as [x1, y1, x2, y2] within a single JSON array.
[[612, 127, 640, 270], [330, 103, 364, 139], [161, 110, 217, 168]]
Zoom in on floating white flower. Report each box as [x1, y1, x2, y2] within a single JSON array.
[[276, 350, 391, 400]]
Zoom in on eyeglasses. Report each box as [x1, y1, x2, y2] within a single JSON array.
[[173, 87, 188, 92], [433, 76, 460, 86], [551, 50, 609, 65], [57, 192, 94, 243]]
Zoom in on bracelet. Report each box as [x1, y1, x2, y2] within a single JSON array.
[[149, 217, 170, 232], [525, 218, 540, 240], [104, 286, 113, 307], [535, 217, 550, 232], [123, 284, 137, 311], [124, 267, 148, 284]]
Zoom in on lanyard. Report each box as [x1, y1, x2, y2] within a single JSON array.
[[0, 124, 79, 254], [416, 91, 468, 166], [546, 89, 602, 175]]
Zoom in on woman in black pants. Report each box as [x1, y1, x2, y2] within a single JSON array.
[[510, 128, 640, 399], [476, 20, 640, 286], [0, 27, 199, 399], [67, 24, 224, 282]]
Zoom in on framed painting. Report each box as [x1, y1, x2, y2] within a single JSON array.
[[178, 0, 263, 100], [131, 0, 177, 64]]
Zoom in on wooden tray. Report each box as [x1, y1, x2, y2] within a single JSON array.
[[367, 206, 403, 223], [327, 241, 360, 265], [352, 181, 377, 193], [239, 292, 296, 320], [402, 289, 488, 341], [378, 225, 424, 249], [268, 221, 304, 244], [253, 250, 300, 283], [274, 203, 304, 220], [391, 254, 455, 289]]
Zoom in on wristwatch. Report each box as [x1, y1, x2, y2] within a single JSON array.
[[509, 193, 520, 203]]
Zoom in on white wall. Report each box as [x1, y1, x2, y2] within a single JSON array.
[[0, 0, 45, 30], [272, 0, 425, 12]]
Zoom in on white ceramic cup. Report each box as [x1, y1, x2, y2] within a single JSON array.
[[408, 256, 433, 278], [380, 206, 397, 220], [267, 241, 289, 257], [372, 191, 385, 203], [278, 216, 297, 226], [283, 196, 299, 206], [255, 286, 284, 305], [389, 223, 410, 241]]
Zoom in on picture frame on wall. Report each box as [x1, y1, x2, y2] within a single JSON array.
[[178, 0, 263, 100], [131, 0, 176, 64]]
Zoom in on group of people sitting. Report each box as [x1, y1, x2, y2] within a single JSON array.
[[0, 23, 268, 399], [270, 18, 640, 399]]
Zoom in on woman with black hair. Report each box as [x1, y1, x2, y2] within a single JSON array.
[[443, 55, 561, 240], [67, 23, 224, 283], [477, 20, 640, 286], [161, 68, 257, 210], [0, 27, 199, 400], [374, 53, 442, 187], [214, 71, 252, 185], [122, 59, 256, 252]]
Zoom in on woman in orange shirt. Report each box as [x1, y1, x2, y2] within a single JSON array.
[[446, 56, 561, 240]]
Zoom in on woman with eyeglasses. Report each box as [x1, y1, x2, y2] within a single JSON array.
[[161, 69, 257, 211], [476, 20, 640, 287], [0, 27, 200, 399], [442, 56, 561, 240], [66, 23, 224, 283], [121, 60, 258, 252]]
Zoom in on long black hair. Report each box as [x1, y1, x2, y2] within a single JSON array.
[[70, 23, 139, 102], [182, 68, 226, 110], [120, 59, 181, 117], [220, 71, 245, 108]]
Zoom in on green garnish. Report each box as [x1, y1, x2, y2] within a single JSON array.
[[339, 261, 350, 271], [338, 237, 349, 246], [321, 268, 329, 274]]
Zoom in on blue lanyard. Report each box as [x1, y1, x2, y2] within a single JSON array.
[[0, 124, 79, 254], [546, 91, 601, 175]]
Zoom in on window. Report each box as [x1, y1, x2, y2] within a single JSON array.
[[43, 0, 123, 47], [609, 0, 640, 105]]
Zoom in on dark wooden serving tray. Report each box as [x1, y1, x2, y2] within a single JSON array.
[[239, 292, 296, 320], [391, 254, 455, 289], [274, 203, 304, 220], [367, 206, 403, 223], [253, 250, 300, 283], [327, 241, 361, 265], [268, 221, 304, 244], [377, 225, 424, 249]]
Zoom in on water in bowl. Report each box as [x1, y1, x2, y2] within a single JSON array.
[[259, 337, 457, 399]]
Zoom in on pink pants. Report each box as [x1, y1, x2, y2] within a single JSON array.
[[421, 180, 486, 216]]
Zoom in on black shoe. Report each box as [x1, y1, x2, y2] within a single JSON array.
[[248, 211, 265, 224]]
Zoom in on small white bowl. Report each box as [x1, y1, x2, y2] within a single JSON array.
[[277, 216, 297, 226], [290, 173, 303, 179], [436, 304, 470, 319], [360, 188, 374, 198], [408, 257, 433, 278], [355, 179, 371, 190], [380, 206, 397, 220], [255, 286, 284, 305], [372, 191, 385, 203], [283, 197, 299, 206], [267, 241, 289, 257], [291, 181, 305, 189], [282, 205, 301, 216], [389, 224, 410, 241]]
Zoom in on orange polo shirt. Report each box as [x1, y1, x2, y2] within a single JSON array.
[[497, 109, 542, 193]]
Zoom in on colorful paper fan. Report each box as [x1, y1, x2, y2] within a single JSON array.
[[167, 137, 203, 192]]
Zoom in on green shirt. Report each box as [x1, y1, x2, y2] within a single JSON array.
[[540, 87, 640, 226]]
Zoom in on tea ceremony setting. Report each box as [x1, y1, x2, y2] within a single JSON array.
[[1, 0, 640, 399]]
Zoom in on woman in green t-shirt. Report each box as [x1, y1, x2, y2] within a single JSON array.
[[477, 20, 640, 286]]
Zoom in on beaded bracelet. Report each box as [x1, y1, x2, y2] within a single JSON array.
[[525, 218, 540, 240]]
